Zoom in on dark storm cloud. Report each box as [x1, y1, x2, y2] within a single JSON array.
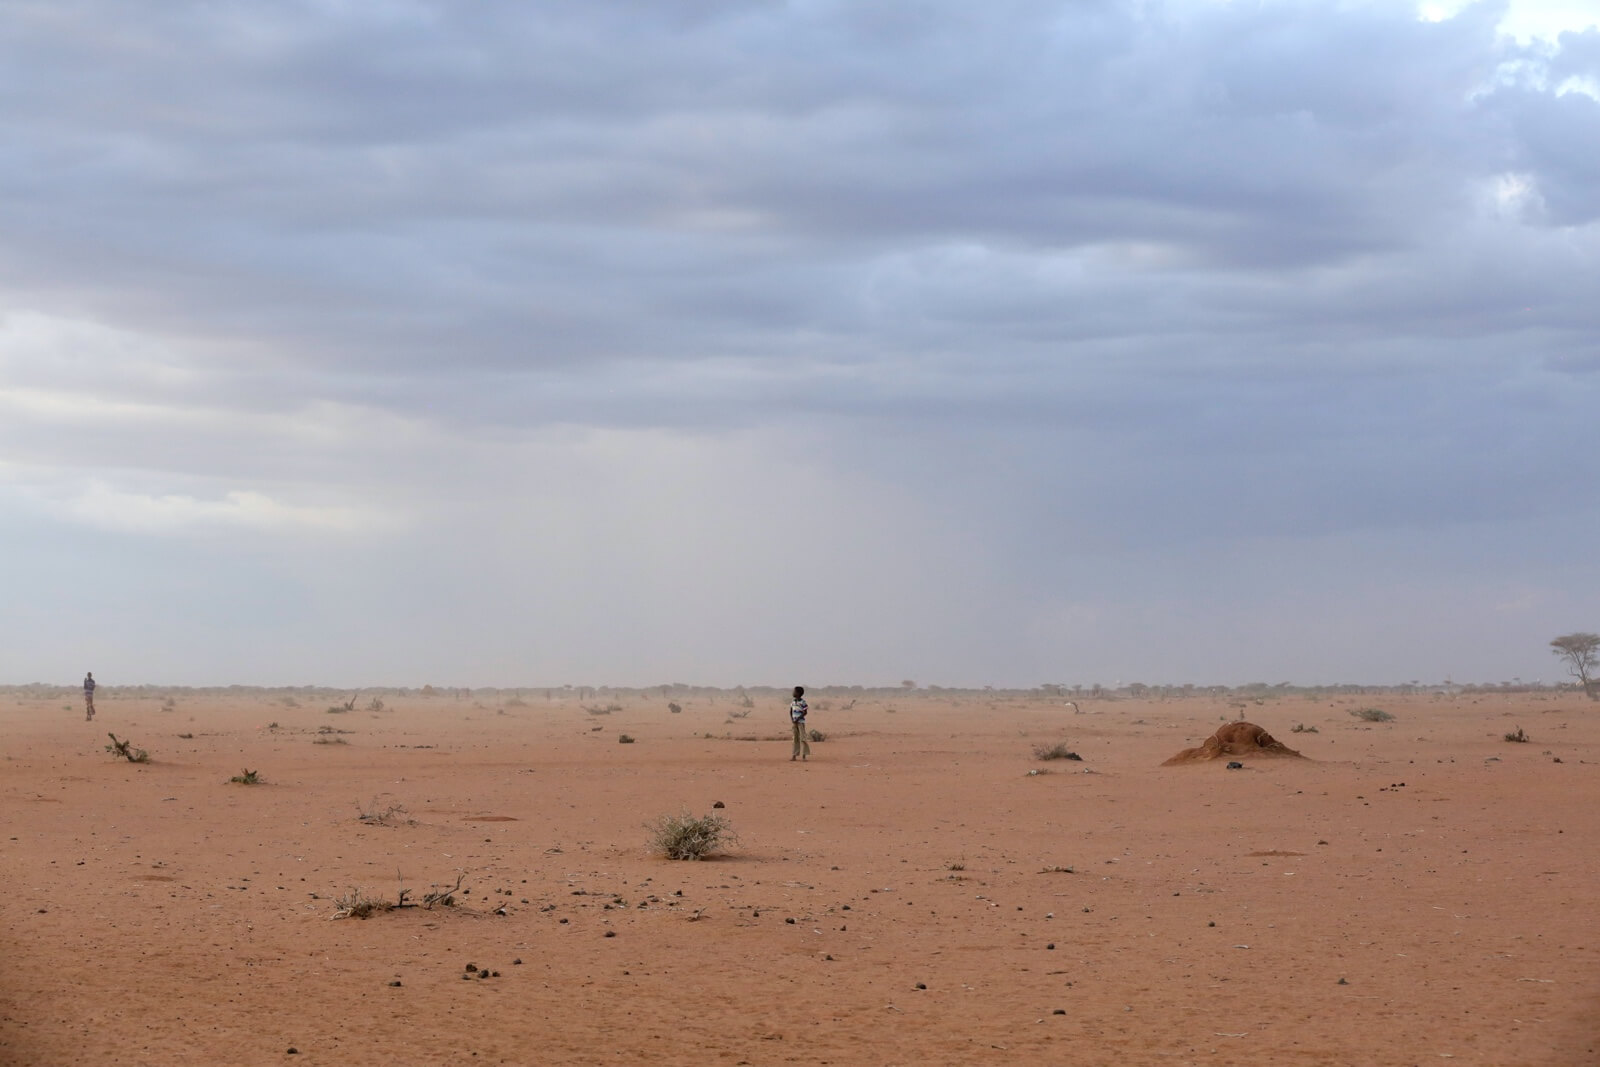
[[6, 0, 1580, 372]]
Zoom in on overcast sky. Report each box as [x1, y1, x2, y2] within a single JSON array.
[[1, 0, 1596, 689]]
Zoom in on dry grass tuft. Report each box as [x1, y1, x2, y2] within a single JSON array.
[[331, 888, 393, 919], [646, 810, 736, 861], [1032, 742, 1082, 761], [1350, 707, 1394, 722]]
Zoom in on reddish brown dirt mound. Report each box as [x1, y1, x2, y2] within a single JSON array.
[[1162, 721, 1304, 764]]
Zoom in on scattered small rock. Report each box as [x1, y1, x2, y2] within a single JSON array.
[[604, 930, 616, 938], [465, 963, 478, 973], [713, 801, 725, 808], [388, 980, 402, 987], [513, 958, 522, 965], [1226, 761, 1244, 770], [915, 983, 926, 990]]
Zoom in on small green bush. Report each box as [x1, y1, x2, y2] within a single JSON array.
[[1350, 707, 1394, 722]]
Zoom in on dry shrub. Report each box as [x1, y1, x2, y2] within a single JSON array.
[[646, 810, 736, 861], [331, 871, 460, 919], [1504, 726, 1528, 743], [229, 769, 261, 785], [1350, 707, 1394, 722], [618, 733, 636, 744], [105, 733, 150, 763], [1032, 742, 1082, 761], [356, 798, 410, 826], [331, 888, 393, 919]]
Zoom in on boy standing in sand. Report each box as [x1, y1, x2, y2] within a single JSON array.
[[83, 672, 96, 721], [790, 686, 810, 762]]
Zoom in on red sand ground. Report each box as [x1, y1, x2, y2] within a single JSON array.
[[1, 690, 1596, 1066]]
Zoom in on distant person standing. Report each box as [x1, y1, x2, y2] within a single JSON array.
[[789, 685, 810, 762], [83, 672, 96, 721]]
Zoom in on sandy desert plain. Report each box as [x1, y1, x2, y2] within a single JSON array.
[[1, 684, 1597, 1066]]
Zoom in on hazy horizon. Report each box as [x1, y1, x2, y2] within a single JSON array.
[[3, 1, 1597, 690]]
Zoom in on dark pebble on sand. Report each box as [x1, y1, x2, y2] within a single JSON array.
[[287, 1049, 298, 1055], [1053, 1009, 1066, 1015], [604, 930, 616, 938], [388, 980, 402, 987], [513, 958, 522, 965], [465, 963, 477, 972], [713, 801, 725, 808], [786, 917, 796, 924], [915, 983, 926, 990]]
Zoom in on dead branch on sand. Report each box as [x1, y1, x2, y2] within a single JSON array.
[[104, 733, 150, 763], [330, 870, 466, 919]]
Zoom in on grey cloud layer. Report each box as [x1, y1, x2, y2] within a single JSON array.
[[1, 0, 1596, 684], [5, 3, 1593, 366]]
